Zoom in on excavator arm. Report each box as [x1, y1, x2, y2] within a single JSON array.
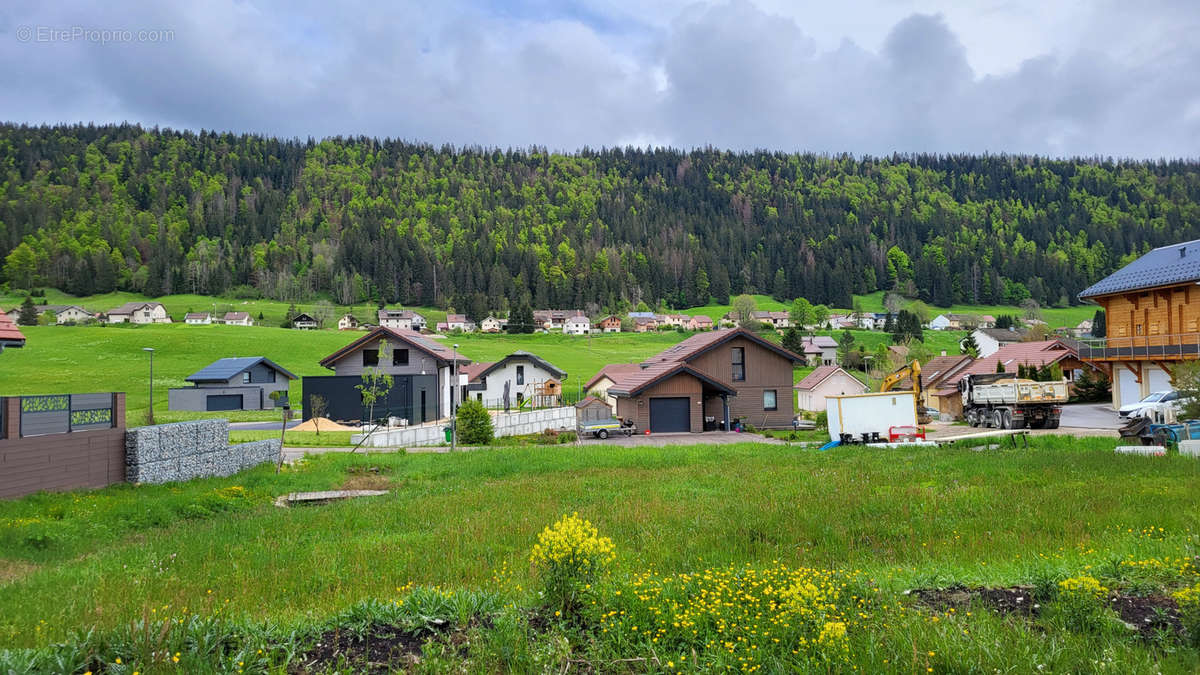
[[881, 360, 922, 397]]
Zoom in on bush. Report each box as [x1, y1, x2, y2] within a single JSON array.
[[529, 513, 614, 616], [1054, 575, 1112, 632], [456, 399, 494, 445], [1174, 582, 1200, 646], [814, 411, 828, 429]]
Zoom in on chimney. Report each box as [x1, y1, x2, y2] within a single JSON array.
[[1182, 247, 1188, 258]]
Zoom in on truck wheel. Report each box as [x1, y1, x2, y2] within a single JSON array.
[[598, 429, 609, 439], [992, 411, 1003, 429], [1001, 410, 1013, 429], [1045, 419, 1060, 430]]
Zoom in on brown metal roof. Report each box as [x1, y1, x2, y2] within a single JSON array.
[[318, 327, 469, 369], [640, 327, 803, 367], [584, 363, 642, 390], [607, 361, 737, 397]]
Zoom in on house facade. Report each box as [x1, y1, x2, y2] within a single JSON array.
[[35, 305, 96, 324], [0, 313, 25, 352], [291, 313, 319, 330], [597, 315, 622, 333], [463, 351, 567, 408], [972, 328, 1023, 358], [223, 312, 253, 326], [753, 310, 790, 330], [688, 315, 714, 331], [632, 316, 659, 332], [800, 336, 838, 366], [607, 328, 802, 432], [480, 316, 507, 333], [303, 328, 469, 423], [377, 309, 425, 331], [338, 314, 359, 330], [168, 357, 296, 412], [564, 316, 591, 335], [794, 366, 868, 412], [185, 312, 212, 325], [1077, 239, 1200, 409], [106, 302, 170, 324]]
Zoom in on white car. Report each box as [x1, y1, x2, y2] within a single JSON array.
[[1118, 391, 1179, 418]]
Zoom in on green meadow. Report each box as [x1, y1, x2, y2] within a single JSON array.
[[0, 439, 1197, 672]]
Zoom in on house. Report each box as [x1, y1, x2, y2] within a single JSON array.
[[606, 328, 803, 432], [856, 313, 888, 330], [564, 316, 592, 335], [6, 304, 98, 324], [185, 312, 212, 325], [794, 366, 868, 412], [971, 327, 1023, 358], [688, 315, 714, 331], [978, 315, 997, 329], [632, 316, 659, 333], [0, 313, 25, 352], [534, 309, 584, 330], [290, 313, 319, 330], [753, 310, 790, 330], [377, 309, 425, 331], [584, 363, 644, 408], [1073, 319, 1094, 338], [303, 327, 470, 423], [223, 312, 253, 326], [800, 336, 838, 366], [597, 315, 622, 333], [933, 340, 1088, 418], [338, 314, 359, 331], [719, 312, 739, 328], [168, 357, 297, 412], [463, 351, 568, 408], [104, 302, 170, 324], [575, 396, 613, 424], [661, 314, 690, 328], [912, 354, 974, 415], [1077, 239, 1200, 409], [929, 314, 954, 330], [828, 315, 857, 330], [480, 316, 507, 333]]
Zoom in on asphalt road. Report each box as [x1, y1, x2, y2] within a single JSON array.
[[1059, 402, 1123, 430], [229, 420, 304, 431]]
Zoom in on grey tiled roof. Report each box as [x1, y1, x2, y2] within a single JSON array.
[[1079, 239, 1200, 298]]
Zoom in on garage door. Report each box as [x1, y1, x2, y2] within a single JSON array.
[[206, 394, 243, 411], [649, 397, 690, 433]]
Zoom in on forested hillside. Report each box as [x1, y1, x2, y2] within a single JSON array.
[[2, 123, 1198, 315]]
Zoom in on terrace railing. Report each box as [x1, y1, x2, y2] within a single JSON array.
[[2, 393, 122, 439], [1077, 333, 1200, 361]]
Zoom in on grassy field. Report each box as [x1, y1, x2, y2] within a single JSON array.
[[0, 438, 1198, 671], [854, 290, 1097, 329]]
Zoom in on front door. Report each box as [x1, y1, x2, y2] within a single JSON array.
[[420, 390, 427, 423]]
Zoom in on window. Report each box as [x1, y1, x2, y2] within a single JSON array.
[[517, 365, 525, 385], [362, 349, 379, 367], [731, 347, 745, 381], [1135, 324, 1144, 335], [763, 390, 777, 411], [242, 372, 251, 384], [393, 349, 409, 366]]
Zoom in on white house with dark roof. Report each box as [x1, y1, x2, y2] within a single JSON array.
[[971, 327, 1023, 358], [463, 351, 568, 408], [185, 312, 212, 325], [378, 309, 426, 331], [105, 302, 170, 324], [564, 315, 592, 335], [223, 311, 253, 326]]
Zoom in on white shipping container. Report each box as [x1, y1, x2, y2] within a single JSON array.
[[826, 391, 918, 442]]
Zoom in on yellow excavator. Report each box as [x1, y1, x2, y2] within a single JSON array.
[[880, 361, 932, 424]]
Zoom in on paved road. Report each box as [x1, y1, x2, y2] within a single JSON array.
[[230, 420, 304, 431], [1059, 402, 1122, 430]]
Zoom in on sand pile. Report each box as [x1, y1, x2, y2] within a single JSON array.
[[290, 417, 359, 432]]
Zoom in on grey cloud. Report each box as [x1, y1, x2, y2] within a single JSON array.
[[1, 0, 1197, 156]]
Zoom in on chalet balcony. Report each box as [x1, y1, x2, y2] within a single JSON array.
[[1077, 333, 1200, 362]]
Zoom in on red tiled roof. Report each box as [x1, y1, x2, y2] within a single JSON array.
[[794, 365, 843, 390], [943, 340, 1078, 388], [585, 363, 642, 390], [916, 355, 973, 389], [0, 312, 26, 346]]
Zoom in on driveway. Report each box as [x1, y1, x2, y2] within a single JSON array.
[[1059, 402, 1122, 430], [230, 420, 303, 431]]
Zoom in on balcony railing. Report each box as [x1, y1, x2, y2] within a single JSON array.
[[1077, 333, 1200, 361]]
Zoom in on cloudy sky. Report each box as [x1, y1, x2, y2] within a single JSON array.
[[2, 0, 1198, 156]]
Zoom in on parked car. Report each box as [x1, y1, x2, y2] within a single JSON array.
[[1118, 391, 1179, 418]]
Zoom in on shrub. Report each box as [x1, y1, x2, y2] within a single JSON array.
[[457, 399, 494, 445], [1174, 582, 1200, 646], [814, 410, 828, 429], [1054, 575, 1111, 632], [529, 513, 614, 616]]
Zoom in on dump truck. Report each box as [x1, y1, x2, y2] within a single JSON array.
[[958, 373, 1067, 429]]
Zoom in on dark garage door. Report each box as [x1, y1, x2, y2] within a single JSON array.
[[206, 394, 243, 411], [649, 397, 690, 433]]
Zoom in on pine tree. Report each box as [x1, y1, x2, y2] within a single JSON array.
[[17, 296, 37, 326]]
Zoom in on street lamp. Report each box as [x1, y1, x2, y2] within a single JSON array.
[[142, 347, 155, 425], [450, 343, 458, 452]]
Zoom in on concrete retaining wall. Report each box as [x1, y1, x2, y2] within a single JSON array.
[[352, 406, 576, 448], [126, 419, 280, 484]]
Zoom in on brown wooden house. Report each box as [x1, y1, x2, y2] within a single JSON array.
[[606, 328, 802, 432], [1078, 239, 1200, 409]]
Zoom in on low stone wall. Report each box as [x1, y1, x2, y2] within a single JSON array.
[[126, 419, 280, 484], [353, 406, 576, 448]]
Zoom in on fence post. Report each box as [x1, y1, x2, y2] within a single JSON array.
[[0, 397, 15, 439], [112, 393, 126, 430]]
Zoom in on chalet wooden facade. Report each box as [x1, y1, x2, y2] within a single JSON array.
[[1078, 239, 1200, 408]]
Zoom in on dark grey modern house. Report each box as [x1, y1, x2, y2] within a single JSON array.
[[168, 357, 297, 412], [303, 327, 469, 423]]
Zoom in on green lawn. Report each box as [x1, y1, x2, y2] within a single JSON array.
[[0, 438, 1197, 672], [854, 290, 1097, 329]]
